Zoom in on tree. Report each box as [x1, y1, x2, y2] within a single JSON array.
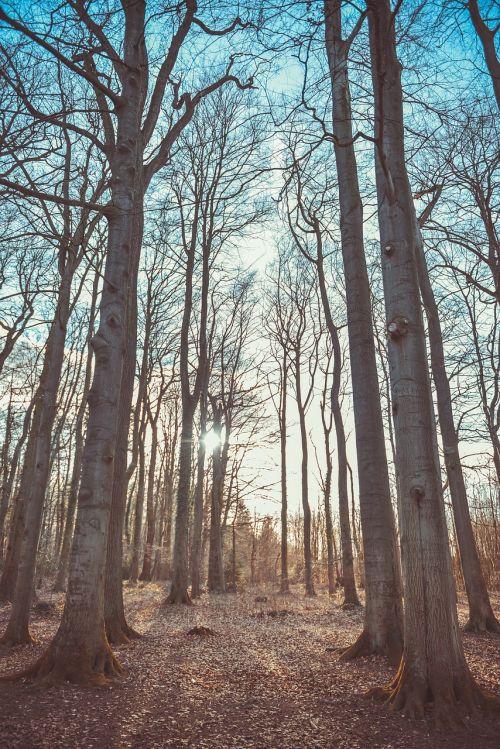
[[366, 0, 497, 721], [0, 0, 255, 683], [167, 89, 266, 603], [0, 134, 105, 646], [277, 252, 319, 597], [323, 0, 402, 658], [264, 262, 295, 595], [284, 153, 360, 608], [466, 0, 500, 109], [414, 185, 500, 632]]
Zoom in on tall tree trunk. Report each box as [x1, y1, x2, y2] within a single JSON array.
[[366, 0, 494, 721], [104, 182, 144, 644], [190, 388, 208, 597], [1, 272, 73, 646], [167, 401, 195, 604], [324, 0, 402, 659], [54, 267, 100, 593], [207, 404, 225, 592], [321, 402, 336, 596], [415, 218, 500, 632], [129, 430, 146, 583], [0, 396, 34, 557], [280, 353, 290, 594], [16, 12, 147, 680], [140, 418, 158, 581], [295, 356, 315, 597]]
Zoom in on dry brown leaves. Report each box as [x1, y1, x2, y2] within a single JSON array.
[[0, 585, 498, 748]]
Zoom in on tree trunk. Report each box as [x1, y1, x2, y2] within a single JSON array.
[[54, 267, 99, 593], [190, 389, 208, 598], [104, 179, 144, 644], [324, 0, 402, 659], [140, 418, 158, 581], [415, 220, 500, 632], [0, 396, 34, 558], [129, 430, 146, 584], [1, 273, 72, 646], [14, 12, 147, 680], [166, 402, 195, 604], [322, 419, 336, 596], [468, 0, 500, 109], [280, 353, 290, 594], [207, 405, 225, 593], [295, 357, 315, 597], [366, 0, 495, 721]]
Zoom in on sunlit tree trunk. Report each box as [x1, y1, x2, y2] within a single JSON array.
[[207, 402, 225, 592], [190, 387, 208, 597]]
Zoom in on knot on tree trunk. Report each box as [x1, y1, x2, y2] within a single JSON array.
[[387, 316, 409, 340]]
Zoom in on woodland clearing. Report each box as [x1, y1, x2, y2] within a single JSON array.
[[0, 585, 499, 749]]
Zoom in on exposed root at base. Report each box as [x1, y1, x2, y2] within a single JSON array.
[[341, 598, 361, 610], [164, 590, 192, 605], [0, 641, 124, 686], [105, 619, 141, 646], [365, 658, 500, 726], [337, 629, 401, 666], [464, 614, 500, 634]]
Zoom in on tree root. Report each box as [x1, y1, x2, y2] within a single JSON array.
[[464, 612, 500, 634], [105, 617, 141, 646], [0, 639, 124, 686], [337, 628, 401, 665], [366, 658, 500, 725], [164, 584, 192, 605]]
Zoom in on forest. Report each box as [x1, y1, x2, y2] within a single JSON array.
[[0, 1, 499, 747]]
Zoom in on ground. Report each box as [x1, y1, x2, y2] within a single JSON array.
[[0, 585, 499, 749]]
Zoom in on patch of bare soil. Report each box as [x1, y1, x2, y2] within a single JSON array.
[[0, 586, 499, 748]]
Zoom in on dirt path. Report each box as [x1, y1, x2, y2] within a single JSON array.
[[0, 585, 499, 748]]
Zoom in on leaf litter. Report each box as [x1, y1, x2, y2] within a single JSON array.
[[0, 585, 498, 748]]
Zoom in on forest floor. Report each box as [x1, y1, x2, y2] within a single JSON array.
[[0, 585, 499, 749]]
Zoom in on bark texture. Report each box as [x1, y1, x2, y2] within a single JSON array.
[[324, 0, 402, 659], [366, 0, 497, 721]]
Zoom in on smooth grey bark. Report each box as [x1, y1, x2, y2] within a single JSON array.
[[324, 0, 402, 658], [104, 230, 141, 644], [366, 0, 489, 720]]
